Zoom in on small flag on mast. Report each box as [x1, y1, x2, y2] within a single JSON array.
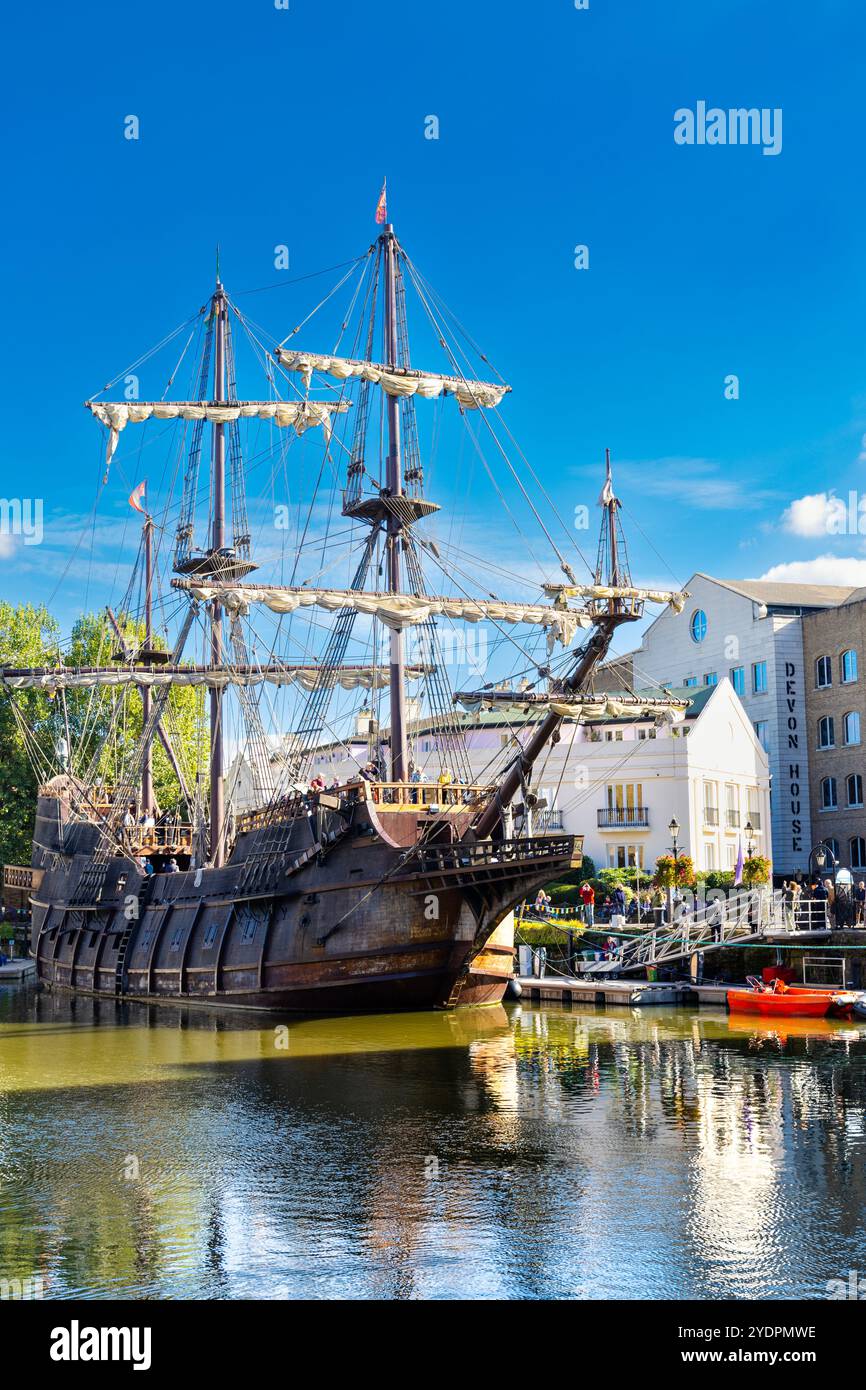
[[375, 179, 387, 225], [129, 480, 147, 514]]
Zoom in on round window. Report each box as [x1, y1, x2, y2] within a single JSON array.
[[690, 609, 707, 643]]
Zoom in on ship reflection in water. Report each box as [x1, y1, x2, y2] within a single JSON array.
[[2, 986, 866, 1299]]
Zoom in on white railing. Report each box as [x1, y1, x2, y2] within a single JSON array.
[[583, 888, 807, 975]]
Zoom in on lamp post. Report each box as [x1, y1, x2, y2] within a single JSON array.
[[744, 819, 754, 861], [808, 840, 838, 929], [667, 815, 680, 925]]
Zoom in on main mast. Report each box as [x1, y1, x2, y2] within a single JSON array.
[[382, 223, 408, 781], [209, 278, 227, 865], [141, 513, 154, 817]]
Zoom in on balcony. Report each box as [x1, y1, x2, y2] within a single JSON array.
[[597, 807, 649, 829], [726, 810, 740, 829], [535, 809, 564, 832], [703, 807, 719, 826]]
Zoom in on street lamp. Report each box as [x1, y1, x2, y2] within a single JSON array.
[[744, 819, 754, 861], [668, 816, 680, 860], [808, 840, 839, 929], [667, 816, 681, 925]]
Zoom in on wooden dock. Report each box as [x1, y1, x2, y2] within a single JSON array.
[[517, 974, 730, 1008]]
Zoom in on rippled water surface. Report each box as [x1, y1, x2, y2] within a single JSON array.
[[2, 981, 866, 1299]]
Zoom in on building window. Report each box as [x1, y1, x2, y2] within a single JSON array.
[[725, 783, 740, 829], [847, 774, 864, 808], [608, 844, 644, 870], [826, 838, 840, 861], [705, 843, 717, 870], [703, 780, 719, 826], [818, 715, 835, 749], [752, 661, 767, 694], [842, 649, 858, 684], [684, 676, 698, 688], [844, 711, 861, 746], [815, 655, 832, 688], [731, 666, 745, 697], [754, 720, 769, 752], [851, 837, 866, 870], [704, 672, 718, 686], [690, 609, 708, 643], [820, 776, 838, 810]]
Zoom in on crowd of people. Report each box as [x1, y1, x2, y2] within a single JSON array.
[[782, 876, 866, 928]]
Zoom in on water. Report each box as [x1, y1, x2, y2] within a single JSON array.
[[2, 981, 866, 1300]]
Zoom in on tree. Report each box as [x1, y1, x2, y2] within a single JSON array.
[[64, 611, 208, 814], [0, 601, 60, 866], [0, 605, 209, 875]]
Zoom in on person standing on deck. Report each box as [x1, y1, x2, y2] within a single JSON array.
[[580, 880, 595, 927]]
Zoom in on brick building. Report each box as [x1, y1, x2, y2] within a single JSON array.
[[802, 589, 866, 873]]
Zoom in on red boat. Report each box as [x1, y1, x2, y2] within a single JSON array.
[[727, 979, 858, 1019]]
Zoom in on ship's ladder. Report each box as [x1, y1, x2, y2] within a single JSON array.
[[114, 875, 154, 996]]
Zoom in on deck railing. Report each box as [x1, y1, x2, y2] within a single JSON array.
[[235, 780, 497, 833]]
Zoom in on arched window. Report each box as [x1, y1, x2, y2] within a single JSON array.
[[844, 711, 861, 746], [820, 776, 838, 810], [851, 837, 866, 870], [848, 774, 864, 808], [815, 655, 832, 688], [841, 649, 859, 684], [690, 609, 707, 644], [818, 715, 835, 749], [827, 838, 841, 860]]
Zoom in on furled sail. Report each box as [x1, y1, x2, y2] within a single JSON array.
[[274, 349, 510, 409], [0, 664, 425, 693], [172, 581, 589, 648], [85, 400, 352, 464], [543, 582, 688, 613], [453, 691, 690, 722]]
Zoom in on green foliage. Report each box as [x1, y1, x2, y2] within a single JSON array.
[[518, 922, 584, 947], [0, 602, 59, 866], [695, 870, 735, 890], [0, 604, 209, 872], [65, 611, 208, 814]]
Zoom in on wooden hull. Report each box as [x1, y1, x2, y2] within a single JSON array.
[[727, 987, 855, 1019], [29, 792, 578, 1016], [459, 912, 515, 1007]]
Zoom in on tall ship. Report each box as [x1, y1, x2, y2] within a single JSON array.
[[1, 192, 686, 1013]]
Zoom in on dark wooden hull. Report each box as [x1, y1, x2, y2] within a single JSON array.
[[29, 791, 578, 1015]]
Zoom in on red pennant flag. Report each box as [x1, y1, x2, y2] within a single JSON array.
[[375, 179, 387, 225], [129, 480, 147, 514]]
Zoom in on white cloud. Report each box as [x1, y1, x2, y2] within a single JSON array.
[[757, 555, 866, 586], [609, 458, 779, 511], [780, 491, 845, 537]]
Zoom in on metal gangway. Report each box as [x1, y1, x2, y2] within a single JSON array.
[[580, 888, 828, 976]]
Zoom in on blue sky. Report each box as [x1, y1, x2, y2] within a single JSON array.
[[2, 0, 866, 641]]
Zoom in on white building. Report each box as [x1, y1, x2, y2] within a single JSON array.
[[227, 676, 770, 878], [618, 574, 858, 874]]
